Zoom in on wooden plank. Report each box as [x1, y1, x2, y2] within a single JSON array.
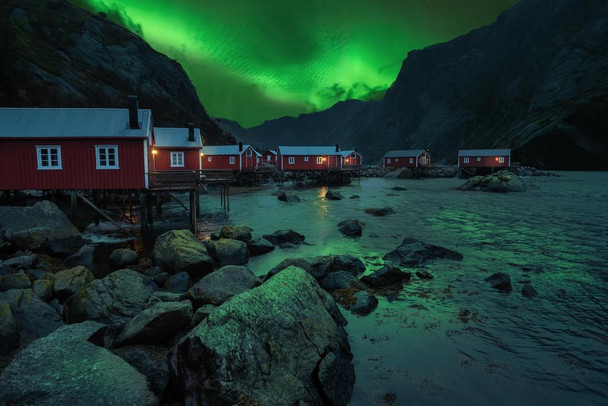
[[76, 192, 135, 238]]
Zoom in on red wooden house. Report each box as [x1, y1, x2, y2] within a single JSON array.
[[340, 149, 362, 167], [383, 150, 430, 169], [150, 126, 203, 172], [201, 142, 259, 171], [264, 150, 277, 165], [458, 149, 511, 168], [277, 146, 343, 171], [0, 97, 153, 190]]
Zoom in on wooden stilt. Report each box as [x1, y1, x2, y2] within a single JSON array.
[[168, 193, 188, 211], [226, 185, 230, 212], [76, 192, 135, 238], [156, 192, 162, 215], [189, 190, 197, 232], [139, 191, 148, 232], [70, 191, 77, 211], [146, 192, 153, 225]]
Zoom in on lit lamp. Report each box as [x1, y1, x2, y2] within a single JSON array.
[[200, 152, 204, 157], [151, 149, 158, 155]]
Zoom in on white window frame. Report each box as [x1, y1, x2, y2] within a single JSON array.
[[409, 158, 414, 163], [316, 157, 323, 164], [498, 157, 505, 163], [304, 156, 309, 162], [387, 158, 391, 164], [420, 157, 427, 165], [95, 145, 119, 170], [351, 153, 356, 159], [229, 156, 236, 165], [170, 151, 185, 167], [395, 158, 399, 162], [288, 157, 295, 165], [246, 149, 252, 157], [267, 155, 271, 162], [36, 145, 62, 170], [463, 157, 470, 163], [477, 157, 481, 162], [208, 156, 213, 162]]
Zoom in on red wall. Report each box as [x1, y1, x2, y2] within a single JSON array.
[[343, 153, 362, 166], [152, 148, 200, 171], [264, 153, 276, 164], [459, 155, 509, 168], [201, 148, 258, 170], [278, 154, 342, 170], [384, 152, 430, 169], [0, 139, 146, 190]]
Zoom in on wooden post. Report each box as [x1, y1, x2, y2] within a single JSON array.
[[156, 192, 162, 215], [196, 189, 201, 213], [189, 190, 197, 232], [146, 192, 153, 225], [70, 191, 77, 211], [140, 191, 148, 232], [226, 185, 230, 212]]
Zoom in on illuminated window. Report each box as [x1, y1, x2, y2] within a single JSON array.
[[498, 157, 505, 163], [267, 155, 271, 162], [395, 158, 399, 162], [208, 156, 212, 162], [304, 156, 309, 162], [36, 146, 62, 170], [464, 157, 470, 163], [288, 157, 295, 164], [229, 156, 235, 164], [477, 157, 481, 162], [170, 152, 184, 167], [95, 145, 118, 169], [317, 157, 323, 164]]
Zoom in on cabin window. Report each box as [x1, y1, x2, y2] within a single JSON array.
[[420, 157, 427, 165], [229, 156, 236, 165], [351, 153, 356, 159], [477, 157, 481, 162], [409, 158, 414, 163], [288, 157, 295, 164], [208, 156, 212, 162], [36, 146, 62, 170], [304, 157, 309, 162], [387, 158, 391, 164], [170, 152, 185, 167], [395, 158, 399, 162], [316, 157, 323, 164], [498, 157, 505, 163], [267, 155, 271, 162], [246, 149, 252, 157], [95, 145, 119, 169], [463, 157, 470, 163]]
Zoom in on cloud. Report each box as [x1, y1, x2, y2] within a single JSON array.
[[316, 82, 387, 106]]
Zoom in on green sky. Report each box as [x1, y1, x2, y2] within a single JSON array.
[[69, 0, 519, 127]]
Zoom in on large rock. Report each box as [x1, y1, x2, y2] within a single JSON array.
[[277, 191, 301, 203], [10, 227, 50, 251], [169, 266, 354, 405], [153, 229, 214, 279], [320, 271, 365, 292], [0, 301, 19, 355], [32, 279, 54, 302], [53, 265, 94, 302], [114, 347, 170, 398], [247, 237, 275, 256], [364, 207, 395, 216], [219, 225, 253, 242], [0, 321, 157, 406], [262, 229, 305, 245], [333, 255, 366, 275], [109, 248, 139, 268], [0, 201, 82, 251], [325, 189, 344, 200], [459, 170, 527, 192], [205, 238, 248, 266], [186, 265, 259, 307], [3, 253, 37, 269], [63, 244, 95, 271], [337, 219, 363, 237], [163, 271, 190, 293], [361, 266, 411, 287], [267, 254, 365, 281], [485, 272, 513, 292], [64, 269, 156, 326], [383, 238, 463, 266], [114, 301, 193, 347], [0, 273, 31, 292], [350, 291, 379, 316]]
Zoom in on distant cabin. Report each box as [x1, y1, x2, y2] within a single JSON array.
[[202, 142, 259, 171], [341, 150, 362, 167], [151, 126, 203, 172], [383, 150, 430, 169], [264, 150, 277, 165], [0, 98, 152, 190], [458, 149, 511, 168], [277, 146, 344, 171]]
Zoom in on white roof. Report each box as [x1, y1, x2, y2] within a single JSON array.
[[278, 146, 342, 156], [0, 108, 152, 138], [340, 149, 360, 157], [267, 150, 277, 155], [154, 127, 202, 148], [383, 150, 426, 158], [458, 149, 511, 156], [202, 144, 253, 155]]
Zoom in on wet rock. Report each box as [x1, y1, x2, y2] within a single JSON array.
[[262, 229, 305, 245], [0, 273, 31, 292], [64, 269, 156, 326], [369, 232, 380, 238], [32, 279, 54, 301], [338, 219, 363, 237], [114, 301, 193, 347], [350, 291, 378, 316], [219, 225, 253, 242], [0, 301, 19, 355], [361, 266, 411, 287], [320, 271, 365, 292], [364, 207, 395, 216], [485, 272, 512, 292], [391, 186, 408, 191], [146, 291, 183, 307], [0, 263, 11, 276], [0, 321, 157, 406], [332, 255, 366, 275], [153, 229, 214, 279], [205, 238, 248, 266], [163, 271, 190, 293], [187, 265, 259, 307], [522, 284, 538, 297], [23, 268, 48, 281], [63, 244, 94, 271], [145, 266, 162, 278], [53, 265, 94, 302], [109, 248, 139, 269], [349, 194, 360, 199], [114, 347, 170, 398], [153, 272, 170, 287], [277, 191, 301, 203], [247, 237, 275, 256], [266, 256, 334, 280], [325, 189, 344, 200], [416, 270, 434, 280], [383, 238, 463, 266], [169, 266, 354, 405], [397, 168, 414, 179], [3, 253, 37, 269], [11, 227, 49, 251], [190, 304, 217, 328], [459, 170, 526, 193]]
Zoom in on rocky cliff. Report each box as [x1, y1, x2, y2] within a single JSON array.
[[249, 0, 608, 169], [0, 0, 231, 144]]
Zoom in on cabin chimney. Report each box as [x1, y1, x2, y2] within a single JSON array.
[[335, 144, 339, 152], [239, 142, 243, 152], [187, 123, 195, 142], [128, 95, 139, 129]]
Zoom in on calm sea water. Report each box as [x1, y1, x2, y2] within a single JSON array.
[[84, 172, 608, 405]]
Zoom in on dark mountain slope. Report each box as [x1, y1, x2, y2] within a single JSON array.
[[0, 0, 231, 144]]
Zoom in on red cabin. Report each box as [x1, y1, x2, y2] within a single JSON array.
[[0, 99, 152, 190], [264, 150, 277, 165], [383, 150, 430, 169], [277, 146, 343, 171], [201, 143, 259, 171], [458, 149, 511, 168], [341, 149, 362, 167], [150, 126, 203, 172]]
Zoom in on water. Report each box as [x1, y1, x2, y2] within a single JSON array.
[[83, 172, 608, 404]]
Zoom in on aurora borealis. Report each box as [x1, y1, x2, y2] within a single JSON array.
[[69, 0, 519, 127]]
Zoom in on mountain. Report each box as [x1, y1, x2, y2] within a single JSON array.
[[215, 118, 267, 148], [249, 0, 608, 169], [0, 0, 231, 144]]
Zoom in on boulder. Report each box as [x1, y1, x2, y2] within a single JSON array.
[[332, 255, 366, 275], [63, 244, 95, 271], [277, 191, 301, 203], [10, 227, 49, 251], [350, 291, 378, 316], [147, 291, 184, 307], [53, 265, 94, 302], [3, 253, 37, 269], [349, 194, 360, 199], [109, 248, 139, 268], [187, 265, 259, 307], [416, 270, 434, 280], [262, 229, 305, 245], [0, 200, 83, 251], [219, 225, 253, 242], [169, 266, 354, 405], [459, 170, 527, 193], [383, 238, 463, 266], [337, 219, 363, 237], [32, 279, 54, 301], [266, 256, 334, 281], [247, 237, 275, 256], [153, 229, 214, 279], [163, 271, 190, 293], [0, 321, 157, 406], [114, 301, 193, 347], [205, 238, 248, 266], [485, 272, 512, 292], [361, 266, 411, 287], [0, 301, 19, 355], [0, 273, 31, 292], [114, 347, 170, 398], [64, 269, 157, 326], [391, 186, 408, 191], [325, 190, 344, 200], [320, 271, 364, 292], [364, 207, 395, 216], [190, 304, 217, 328], [522, 284, 538, 297], [153, 272, 170, 287]]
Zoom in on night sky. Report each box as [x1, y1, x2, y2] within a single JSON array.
[[69, 0, 519, 127]]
